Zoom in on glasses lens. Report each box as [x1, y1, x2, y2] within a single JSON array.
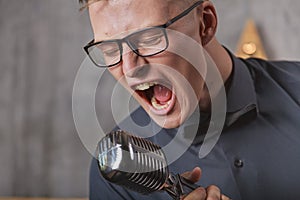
[[88, 42, 121, 67], [127, 27, 167, 56]]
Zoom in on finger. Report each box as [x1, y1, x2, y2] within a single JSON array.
[[181, 167, 202, 183], [221, 194, 232, 200], [181, 187, 207, 200], [206, 185, 221, 200]]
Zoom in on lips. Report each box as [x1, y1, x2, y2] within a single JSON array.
[[133, 81, 175, 115]]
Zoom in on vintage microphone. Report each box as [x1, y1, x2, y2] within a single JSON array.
[[96, 130, 199, 200]]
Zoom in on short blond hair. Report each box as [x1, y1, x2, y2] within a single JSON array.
[[79, 0, 200, 10]]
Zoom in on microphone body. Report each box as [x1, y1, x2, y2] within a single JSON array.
[[97, 130, 198, 199]]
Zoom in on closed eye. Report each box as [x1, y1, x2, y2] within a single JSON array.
[[138, 35, 163, 47], [102, 48, 120, 57]]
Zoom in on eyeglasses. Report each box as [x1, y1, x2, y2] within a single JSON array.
[[84, 0, 204, 68]]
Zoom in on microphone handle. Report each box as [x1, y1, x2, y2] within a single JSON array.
[[164, 173, 200, 200]]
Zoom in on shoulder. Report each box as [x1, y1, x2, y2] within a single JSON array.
[[241, 58, 300, 101], [243, 58, 300, 81]]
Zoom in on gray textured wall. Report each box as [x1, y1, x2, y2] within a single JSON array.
[[0, 0, 92, 197], [0, 0, 299, 198]]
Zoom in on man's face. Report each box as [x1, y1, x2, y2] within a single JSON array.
[[89, 0, 206, 128]]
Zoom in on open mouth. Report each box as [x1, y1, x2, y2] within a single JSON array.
[[134, 82, 175, 115]]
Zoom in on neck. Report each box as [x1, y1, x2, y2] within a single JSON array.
[[199, 37, 233, 112]]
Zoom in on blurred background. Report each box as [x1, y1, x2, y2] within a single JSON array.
[[0, 0, 299, 198]]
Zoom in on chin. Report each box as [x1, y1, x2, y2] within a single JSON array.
[[156, 116, 183, 129], [149, 113, 181, 129], [148, 102, 193, 129]]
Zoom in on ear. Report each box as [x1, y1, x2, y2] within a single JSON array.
[[198, 1, 217, 46]]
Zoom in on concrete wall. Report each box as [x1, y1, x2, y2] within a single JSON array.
[[0, 0, 299, 197], [0, 0, 92, 197]]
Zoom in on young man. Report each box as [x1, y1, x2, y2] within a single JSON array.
[[80, 0, 300, 199]]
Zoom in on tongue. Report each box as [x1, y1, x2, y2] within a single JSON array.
[[153, 85, 172, 104]]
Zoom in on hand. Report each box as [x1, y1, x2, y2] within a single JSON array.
[[180, 167, 231, 200]]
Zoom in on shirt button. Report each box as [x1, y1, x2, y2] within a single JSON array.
[[234, 159, 244, 168]]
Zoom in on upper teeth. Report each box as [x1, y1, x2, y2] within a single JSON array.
[[135, 82, 156, 91]]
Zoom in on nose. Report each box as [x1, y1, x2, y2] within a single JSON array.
[[121, 45, 148, 78]]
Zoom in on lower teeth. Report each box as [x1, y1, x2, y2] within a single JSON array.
[[151, 96, 170, 110]]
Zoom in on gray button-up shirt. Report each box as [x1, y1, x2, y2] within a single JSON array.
[[90, 52, 300, 200]]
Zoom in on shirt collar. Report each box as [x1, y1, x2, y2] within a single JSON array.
[[226, 50, 257, 114], [180, 50, 259, 143], [224, 50, 258, 127]]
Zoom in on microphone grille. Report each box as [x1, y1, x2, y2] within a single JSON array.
[[97, 130, 169, 194]]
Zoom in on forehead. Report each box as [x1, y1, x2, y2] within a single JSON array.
[[89, 0, 180, 40]]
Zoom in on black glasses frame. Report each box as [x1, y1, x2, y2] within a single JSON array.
[[84, 0, 204, 68]]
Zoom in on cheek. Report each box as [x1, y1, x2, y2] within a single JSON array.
[[167, 57, 205, 101], [108, 66, 130, 90], [164, 53, 204, 84], [108, 65, 123, 81]]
